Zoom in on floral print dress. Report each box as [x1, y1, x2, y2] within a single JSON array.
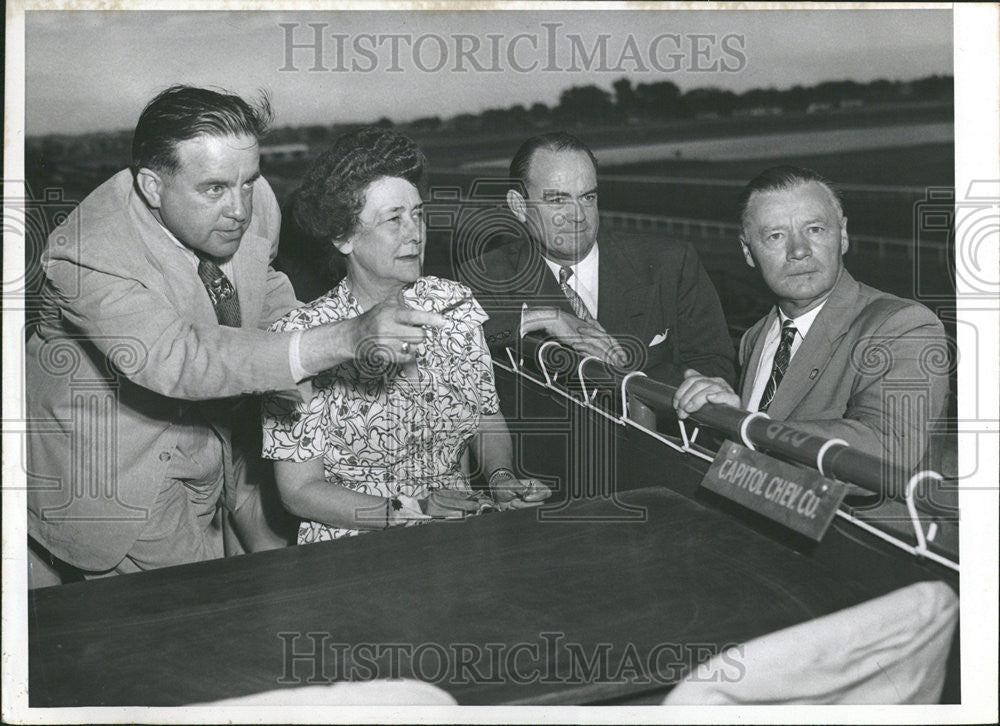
[[261, 276, 500, 544]]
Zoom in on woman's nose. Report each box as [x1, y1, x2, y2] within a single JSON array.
[[401, 212, 422, 240]]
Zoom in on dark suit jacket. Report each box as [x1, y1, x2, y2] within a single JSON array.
[[738, 269, 949, 473], [458, 232, 735, 385]]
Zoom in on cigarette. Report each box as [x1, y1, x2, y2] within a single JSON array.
[[440, 295, 473, 314]]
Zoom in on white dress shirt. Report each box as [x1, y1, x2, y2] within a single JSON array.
[[747, 301, 827, 412], [541, 242, 600, 318], [520, 243, 600, 338], [158, 223, 309, 382]]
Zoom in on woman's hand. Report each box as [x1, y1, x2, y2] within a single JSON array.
[[387, 494, 432, 527], [489, 468, 552, 510]]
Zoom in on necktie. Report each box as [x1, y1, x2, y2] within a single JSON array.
[[197, 257, 242, 327], [558, 265, 593, 321], [758, 319, 797, 413]]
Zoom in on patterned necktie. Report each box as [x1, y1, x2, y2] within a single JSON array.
[[758, 319, 797, 413], [558, 265, 593, 321], [197, 256, 242, 327]]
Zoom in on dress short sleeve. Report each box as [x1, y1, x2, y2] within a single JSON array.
[[470, 319, 500, 416], [261, 291, 346, 462], [262, 384, 328, 462]]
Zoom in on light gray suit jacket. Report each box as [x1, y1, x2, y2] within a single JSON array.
[[26, 170, 300, 570], [738, 269, 949, 474]]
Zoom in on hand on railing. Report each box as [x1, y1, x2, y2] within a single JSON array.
[[521, 307, 627, 367], [673, 369, 741, 420]]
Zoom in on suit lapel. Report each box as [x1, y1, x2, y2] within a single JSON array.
[[514, 240, 576, 315], [766, 270, 861, 419], [126, 182, 218, 325], [740, 310, 777, 408], [597, 240, 648, 334], [231, 232, 265, 329]]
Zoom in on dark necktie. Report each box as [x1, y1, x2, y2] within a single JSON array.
[[758, 319, 797, 413], [558, 265, 593, 321], [197, 256, 242, 327]]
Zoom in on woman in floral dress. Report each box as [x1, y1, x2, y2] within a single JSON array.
[[262, 127, 549, 544]]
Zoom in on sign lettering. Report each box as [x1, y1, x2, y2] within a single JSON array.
[[700, 440, 848, 541]]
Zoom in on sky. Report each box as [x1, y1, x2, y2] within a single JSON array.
[[25, 8, 953, 136]]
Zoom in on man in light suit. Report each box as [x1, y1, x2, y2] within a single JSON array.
[[457, 132, 735, 385], [674, 166, 948, 473], [26, 86, 443, 584]]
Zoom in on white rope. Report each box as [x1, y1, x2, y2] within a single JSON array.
[[497, 351, 958, 571], [576, 355, 602, 404], [905, 470, 943, 556], [536, 340, 561, 386], [834, 509, 958, 572], [739, 411, 771, 450], [618, 370, 648, 425], [504, 346, 519, 372], [816, 438, 850, 478]]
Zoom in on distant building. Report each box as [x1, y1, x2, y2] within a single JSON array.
[[259, 143, 310, 161], [734, 107, 783, 117]]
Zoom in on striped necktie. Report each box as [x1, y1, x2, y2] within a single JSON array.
[[758, 319, 797, 413], [558, 265, 593, 321], [197, 256, 242, 327]]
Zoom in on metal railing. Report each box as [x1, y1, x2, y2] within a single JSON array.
[[497, 334, 959, 572]]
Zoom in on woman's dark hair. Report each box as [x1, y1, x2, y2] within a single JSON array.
[[292, 126, 426, 241], [131, 85, 273, 175]]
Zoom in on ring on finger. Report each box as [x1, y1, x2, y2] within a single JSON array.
[[400, 341, 411, 354]]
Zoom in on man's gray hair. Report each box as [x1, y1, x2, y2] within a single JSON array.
[[738, 165, 844, 233]]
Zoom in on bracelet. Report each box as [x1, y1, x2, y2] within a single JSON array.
[[488, 467, 517, 490], [383, 496, 402, 529]]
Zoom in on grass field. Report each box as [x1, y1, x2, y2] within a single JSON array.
[[410, 102, 954, 168], [602, 143, 953, 188]]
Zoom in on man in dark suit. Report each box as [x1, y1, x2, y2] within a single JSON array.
[[673, 166, 949, 473], [457, 132, 735, 385]]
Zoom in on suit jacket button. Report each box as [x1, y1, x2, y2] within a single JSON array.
[[159, 451, 172, 462]]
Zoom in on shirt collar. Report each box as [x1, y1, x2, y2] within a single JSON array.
[[541, 242, 599, 277], [155, 220, 236, 268], [778, 298, 827, 339]]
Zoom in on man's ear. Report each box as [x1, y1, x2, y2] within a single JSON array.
[[332, 236, 353, 256], [739, 235, 756, 268], [839, 216, 849, 256], [506, 189, 527, 222], [135, 168, 164, 208]]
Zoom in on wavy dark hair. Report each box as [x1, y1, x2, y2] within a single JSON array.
[[131, 84, 273, 175], [293, 126, 427, 242]]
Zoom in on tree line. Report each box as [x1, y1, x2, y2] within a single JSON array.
[[27, 74, 952, 165]]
